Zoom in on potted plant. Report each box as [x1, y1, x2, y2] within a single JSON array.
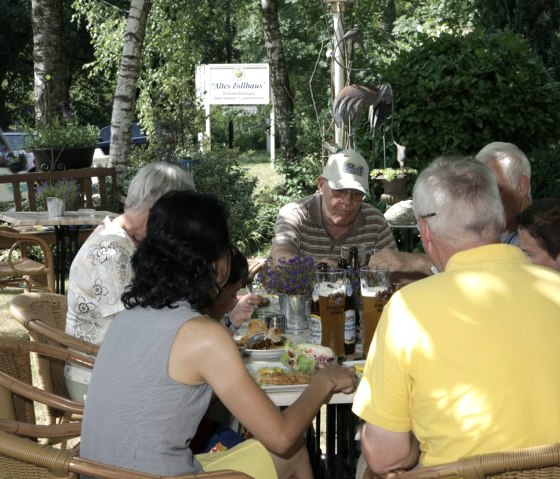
[[36, 179, 80, 216], [28, 116, 99, 171], [370, 166, 418, 207], [255, 255, 317, 334]]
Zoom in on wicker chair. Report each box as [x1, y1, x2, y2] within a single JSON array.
[[361, 443, 560, 479], [9, 292, 98, 424], [0, 431, 255, 479], [0, 335, 90, 443], [0, 228, 55, 293]]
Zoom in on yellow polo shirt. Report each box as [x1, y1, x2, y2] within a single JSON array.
[[353, 244, 560, 466]]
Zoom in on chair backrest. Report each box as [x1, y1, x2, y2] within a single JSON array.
[[0, 430, 255, 478], [0, 336, 89, 429], [0, 228, 55, 293], [9, 292, 99, 424], [0, 167, 119, 213], [362, 443, 560, 479]]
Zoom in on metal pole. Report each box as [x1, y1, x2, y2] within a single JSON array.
[[325, 0, 353, 149]]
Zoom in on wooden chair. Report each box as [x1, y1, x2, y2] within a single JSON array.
[[361, 443, 560, 479], [0, 228, 55, 293], [9, 292, 99, 424], [0, 335, 90, 444], [0, 430, 254, 479]]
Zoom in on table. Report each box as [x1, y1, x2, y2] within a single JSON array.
[[0, 210, 118, 294], [244, 332, 362, 479]]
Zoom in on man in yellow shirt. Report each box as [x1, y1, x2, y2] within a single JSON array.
[[353, 157, 560, 475]]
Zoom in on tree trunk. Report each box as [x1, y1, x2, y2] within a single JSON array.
[[260, 0, 296, 164], [110, 0, 151, 174], [31, 0, 70, 123]]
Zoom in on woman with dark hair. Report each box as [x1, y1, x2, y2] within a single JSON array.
[[80, 190, 356, 479], [517, 198, 560, 271], [206, 245, 262, 332]]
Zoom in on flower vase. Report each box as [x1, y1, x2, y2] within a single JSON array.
[[278, 293, 311, 334], [46, 197, 65, 217]]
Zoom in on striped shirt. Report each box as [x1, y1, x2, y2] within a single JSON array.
[[272, 193, 397, 262]]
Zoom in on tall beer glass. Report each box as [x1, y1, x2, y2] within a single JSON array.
[[359, 266, 392, 358], [316, 268, 347, 358]]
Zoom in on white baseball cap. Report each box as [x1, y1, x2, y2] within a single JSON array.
[[321, 149, 370, 197]]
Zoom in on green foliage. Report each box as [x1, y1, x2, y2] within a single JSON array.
[[474, 0, 560, 81], [380, 29, 560, 166], [210, 106, 269, 151], [528, 144, 560, 199], [191, 147, 260, 254], [27, 116, 99, 149], [275, 153, 322, 199], [370, 167, 418, 182]]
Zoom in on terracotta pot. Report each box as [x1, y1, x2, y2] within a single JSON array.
[[376, 174, 413, 206]]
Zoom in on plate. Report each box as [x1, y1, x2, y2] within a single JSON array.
[[342, 360, 366, 379], [243, 348, 286, 360], [246, 362, 308, 392]]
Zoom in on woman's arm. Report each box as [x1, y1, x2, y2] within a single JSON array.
[[169, 318, 356, 455]]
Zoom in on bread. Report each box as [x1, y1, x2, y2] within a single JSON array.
[[257, 367, 312, 386]]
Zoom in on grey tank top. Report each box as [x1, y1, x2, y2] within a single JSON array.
[[80, 302, 212, 476]]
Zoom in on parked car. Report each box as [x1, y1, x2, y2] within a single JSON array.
[[0, 130, 35, 172], [98, 123, 148, 154]]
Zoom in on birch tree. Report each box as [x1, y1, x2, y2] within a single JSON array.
[[31, 0, 70, 123], [110, 0, 151, 173], [260, 0, 296, 164]]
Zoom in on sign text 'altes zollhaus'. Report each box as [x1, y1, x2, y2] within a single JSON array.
[[196, 64, 270, 105]]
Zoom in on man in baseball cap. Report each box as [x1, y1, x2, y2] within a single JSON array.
[[269, 148, 396, 266]]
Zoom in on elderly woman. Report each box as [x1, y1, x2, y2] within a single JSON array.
[[64, 162, 195, 402], [80, 190, 356, 479]]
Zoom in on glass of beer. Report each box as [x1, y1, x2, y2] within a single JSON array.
[[359, 266, 393, 358], [316, 268, 347, 358]]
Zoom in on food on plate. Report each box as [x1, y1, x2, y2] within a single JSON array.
[[248, 335, 287, 350], [247, 319, 268, 337], [256, 367, 312, 386], [280, 343, 335, 374]]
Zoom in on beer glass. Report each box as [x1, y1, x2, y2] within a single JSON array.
[[316, 268, 347, 358], [359, 266, 392, 358]]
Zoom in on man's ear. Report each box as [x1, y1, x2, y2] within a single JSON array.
[[518, 175, 530, 198], [418, 217, 432, 253], [317, 177, 326, 194]]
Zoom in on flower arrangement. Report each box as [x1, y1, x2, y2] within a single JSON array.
[[36, 179, 80, 207], [256, 254, 317, 296]]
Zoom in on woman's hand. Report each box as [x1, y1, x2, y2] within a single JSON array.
[[228, 293, 263, 328], [313, 363, 357, 395]]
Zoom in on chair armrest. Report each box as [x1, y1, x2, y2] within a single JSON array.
[[0, 370, 84, 415], [25, 320, 99, 356], [0, 419, 81, 439]]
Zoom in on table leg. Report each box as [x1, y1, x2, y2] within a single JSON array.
[[53, 226, 66, 295]]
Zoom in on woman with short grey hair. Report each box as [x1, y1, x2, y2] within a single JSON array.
[[64, 162, 194, 402]]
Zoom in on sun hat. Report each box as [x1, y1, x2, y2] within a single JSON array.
[[321, 149, 370, 197]]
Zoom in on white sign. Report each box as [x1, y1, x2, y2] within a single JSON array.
[[197, 64, 270, 105]]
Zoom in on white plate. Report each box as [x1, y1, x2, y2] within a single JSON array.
[[246, 362, 308, 392], [243, 348, 286, 360]]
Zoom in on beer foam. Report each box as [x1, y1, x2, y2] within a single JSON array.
[[318, 282, 345, 296], [361, 285, 389, 297]]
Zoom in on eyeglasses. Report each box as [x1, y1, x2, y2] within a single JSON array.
[[419, 212, 436, 219], [330, 188, 366, 202]]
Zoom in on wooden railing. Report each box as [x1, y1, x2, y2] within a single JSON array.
[[0, 167, 120, 213]]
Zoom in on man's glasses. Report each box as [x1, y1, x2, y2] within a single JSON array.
[[330, 188, 365, 202]]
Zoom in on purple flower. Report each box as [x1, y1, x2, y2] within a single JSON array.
[[257, 254, 317, 295]]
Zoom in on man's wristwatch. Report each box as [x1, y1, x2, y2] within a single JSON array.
[[224, 314, 239, 333]]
